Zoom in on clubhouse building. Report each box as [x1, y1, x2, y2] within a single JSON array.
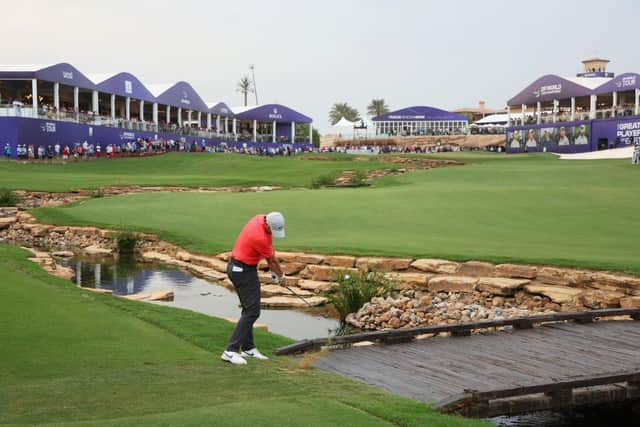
[[506, 58, 640, 153], [0, 63, 314, 158], [372, 106, 468, 136]]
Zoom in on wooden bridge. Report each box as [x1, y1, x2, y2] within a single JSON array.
[[275, 308, 640, 417]]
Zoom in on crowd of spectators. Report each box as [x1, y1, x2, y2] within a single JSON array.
[[3, 138, 314, 162]]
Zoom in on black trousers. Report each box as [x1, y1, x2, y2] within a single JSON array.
[[226, 259, 261, 352]]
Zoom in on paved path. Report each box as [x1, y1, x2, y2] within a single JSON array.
[[556, 145, 633, 160]]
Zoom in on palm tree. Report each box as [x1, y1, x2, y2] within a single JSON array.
[[367, 99, 390, 117], [329, 102, 360, 125], [236, 76, 254, 106]]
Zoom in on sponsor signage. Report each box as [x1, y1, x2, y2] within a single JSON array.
[[388, 115, 426, 120], [534, 84, 562, 98], [616, 120, 640, 138], [119, 131, 135, 140], [125, 80, 133, 94], [615, 75, 637, 89], [268, 108, 282, 120], [39, 122, 56, 133], [180, 91, 190, 105], [62, 71, 73, 80]]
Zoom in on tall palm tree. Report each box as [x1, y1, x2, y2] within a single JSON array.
[[329, 102, 360, 125], [236, 76, 254, 106], [367, 99, 390, 117]]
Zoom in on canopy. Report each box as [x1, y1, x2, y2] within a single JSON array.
[[593, 72, 640, 94], [154, 81, 209, 112], [372, 106, 467, 122], [232, 104, 312, 123], [0, 63, 96, 90], [333, 117, 354, 127], [95, 72, 156, 102], [209, 102, 234, 117], [507, 74, 594, 106]]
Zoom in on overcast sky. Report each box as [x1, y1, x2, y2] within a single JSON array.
[[4, 0, 640, 132]]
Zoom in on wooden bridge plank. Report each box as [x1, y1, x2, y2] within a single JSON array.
[[315, 320, 640, 417]]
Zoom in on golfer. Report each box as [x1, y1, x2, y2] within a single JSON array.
[[221, 212, 285, 365]]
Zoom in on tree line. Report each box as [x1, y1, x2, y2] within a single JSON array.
[[328, 99, 390, 125]]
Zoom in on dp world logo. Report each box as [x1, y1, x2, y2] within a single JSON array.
[[40, 122, 56, 133], [268, 107, 282, 120]]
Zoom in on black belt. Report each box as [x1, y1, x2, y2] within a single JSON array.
[[229, 257, 257, 272]]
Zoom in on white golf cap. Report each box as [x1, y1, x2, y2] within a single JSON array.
[[265, 212, 285, 238]]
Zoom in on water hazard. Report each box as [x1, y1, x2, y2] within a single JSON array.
[[64, 254, 338, 340]]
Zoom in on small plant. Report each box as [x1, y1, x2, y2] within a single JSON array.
[[310, 173, 337, 189], [90, 188, 105, 198], [327, 269, 393, 322], [115, 232, 138, 255], [348, 170, 369, 187], [0, 188, 21, 207]]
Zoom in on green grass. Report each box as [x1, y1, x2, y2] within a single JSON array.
[[0, 244, 487, 426], [0, 152, 397, 192], [33, 152, 640, 274]]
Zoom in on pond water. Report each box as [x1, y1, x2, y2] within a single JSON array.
[[64, 254, 338, 340], [490, 402, 639, 426]]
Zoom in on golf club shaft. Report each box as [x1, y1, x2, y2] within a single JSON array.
[[283, 285, 313, 307]]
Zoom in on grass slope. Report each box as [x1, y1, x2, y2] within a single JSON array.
[[0, 153, 396, 192], [34, 153, 640, 273], [0, 244, 487, 426]]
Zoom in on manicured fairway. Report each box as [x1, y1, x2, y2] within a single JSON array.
[[34, 153, 640, 273], [0, 244, 486, 426], [0, 152, 397, 192]]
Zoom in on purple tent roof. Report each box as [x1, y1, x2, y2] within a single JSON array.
[[209, 102, 234, 117], [0, 63, 96, 90], [233, 104, 312, 123], [507, 74, 592, 106], [593, 72, 640, 94], [95, 72, 156, 102], [155, 81, 209, 112], [372, 106, 467, 122]]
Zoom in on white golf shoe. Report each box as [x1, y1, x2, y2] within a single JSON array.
[[221, 351, 247, 365], [241, 348, 269, 360]]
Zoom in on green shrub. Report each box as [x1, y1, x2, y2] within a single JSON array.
[[310, 173, 337, 189], [90, 188, 105, 198], [115, 232, 138, 254], [348, 170, 369, 187], [0, 188, 21, 207], [327, 269, 393, 322]]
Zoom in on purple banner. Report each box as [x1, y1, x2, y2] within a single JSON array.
[[234, 104, 312, 124], [372, 106, 467, 122], [507, 75, 593, 106]]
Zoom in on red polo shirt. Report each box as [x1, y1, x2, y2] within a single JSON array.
[[231, 214, 274, 266]]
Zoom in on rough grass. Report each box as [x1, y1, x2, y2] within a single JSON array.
[[33, 153, 640, 274], [0, 244, 488, 427]]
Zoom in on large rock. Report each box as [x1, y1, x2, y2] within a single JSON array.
[[176, 250, 228, 272], [591, 272, 640, 292], [216, 251, 231, 261], [411, 259, 460, 274], [386, 272, 433, 290], [277, 251, 324, 265], [83, 245, 114, 256], [51, 265, 75, 281], [185, 264, 227, 281], [477, 277, 530, 296], [124, 290, 174, 301], [299, 265, 356, 282], [579, 289, 625, 309], [428, 276, 478, 293], [536, 267, 591, 287], [51, 250, 74, 258], [620, 297, 640, 308], [261, 295, 327, 308], [494, 264, 538, 279], [355, 257, 413, 272], [457, 261, 495, 277], [281, 262, 306, 275], [297, 279, 338, 293], [261, 284, 314, 298], [324, 255, 356, 268], [22, 223, 53, 237], [141, 251, 190, 269], [84, 287, 113, 295], [524, 283, 582, 304], [0, 217, 17, 230]]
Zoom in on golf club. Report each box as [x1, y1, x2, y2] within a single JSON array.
[[272, 273, 329, 318]]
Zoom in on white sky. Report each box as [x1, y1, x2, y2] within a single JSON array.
[[4, 0, 640, 132]]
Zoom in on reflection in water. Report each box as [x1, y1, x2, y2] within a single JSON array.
[[490, 402, 639, 426], [67, 255, 338, 340]]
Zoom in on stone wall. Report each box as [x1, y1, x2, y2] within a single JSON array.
[[2, 207, 639, 320]]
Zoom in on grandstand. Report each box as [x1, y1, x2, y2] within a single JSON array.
[[0, 63, 313, 158], [506, 58, 640, 153]]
